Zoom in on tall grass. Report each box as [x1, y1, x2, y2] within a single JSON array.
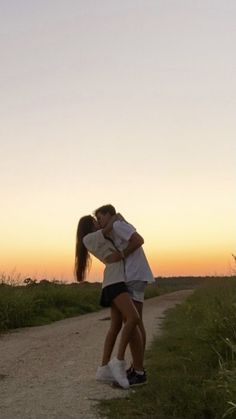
[[0, 275, 221, 333], [0, 281, 101, 331], [99, 277, 236, 419], [0, 275, 205, 332]]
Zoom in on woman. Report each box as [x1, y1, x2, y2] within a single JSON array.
[[75, 215, 144, 389]]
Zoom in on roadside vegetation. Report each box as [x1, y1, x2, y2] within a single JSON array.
[[0, 274, 205, 332], [0, 279, 102, 331], [1, 273, 236, 417], [99, 276, 236, 419]]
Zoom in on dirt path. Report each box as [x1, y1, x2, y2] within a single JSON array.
[[0, 289, 193, 419]]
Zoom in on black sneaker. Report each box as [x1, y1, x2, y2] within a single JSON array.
[[126, 365, 134, 379], [128, 370, 147, 386]]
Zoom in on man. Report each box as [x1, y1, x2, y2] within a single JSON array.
[[94, 204, 155, 385]]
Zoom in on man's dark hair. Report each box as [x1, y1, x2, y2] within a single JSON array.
[[94, 204, 116, 217]]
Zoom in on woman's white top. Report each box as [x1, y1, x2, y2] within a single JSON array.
[[83, 229, 125, 289]]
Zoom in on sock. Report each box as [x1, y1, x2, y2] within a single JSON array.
[[117, 358, 125, 364], [135, 369, 144, 375]]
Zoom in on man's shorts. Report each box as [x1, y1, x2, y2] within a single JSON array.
[[126, 280, 147, 303]]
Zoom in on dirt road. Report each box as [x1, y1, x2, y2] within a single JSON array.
[[0, 290, 193, 419]]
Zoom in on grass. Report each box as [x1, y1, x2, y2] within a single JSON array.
[[144, 276, 206, 298], [98, 277, 236, 419], [0, 281, 102, 331], [0, 274, 205, 332], [1, 274, 236, 417]]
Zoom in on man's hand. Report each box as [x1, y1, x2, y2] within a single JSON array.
[[123, 232, 144, 258], [105, 251, 123, 263], [116, 213, 126, 221]]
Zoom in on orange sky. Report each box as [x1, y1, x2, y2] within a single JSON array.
[[1, 234, 235, 283]]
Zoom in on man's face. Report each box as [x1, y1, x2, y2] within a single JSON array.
[[96, 211, 112, 228]]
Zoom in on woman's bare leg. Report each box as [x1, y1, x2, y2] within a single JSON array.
[[101, 305, 122, 365], [112, 292, 142, 363], [101, 301, 144, 370]]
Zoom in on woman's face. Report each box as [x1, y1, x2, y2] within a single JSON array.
[[92, 218, 99, 231]]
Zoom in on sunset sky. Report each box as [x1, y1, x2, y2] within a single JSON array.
[[1, 1, 235, 282]]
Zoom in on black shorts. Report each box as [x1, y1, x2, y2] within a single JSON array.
[[100, 282, 128, 307]]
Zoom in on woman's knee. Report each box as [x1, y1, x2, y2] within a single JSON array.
[[128, 312, 140, 327], [109, 320, 122, 336]]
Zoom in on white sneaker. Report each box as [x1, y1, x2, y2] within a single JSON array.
[[96, 365, 114, 382], [108, 357, 129, 389]]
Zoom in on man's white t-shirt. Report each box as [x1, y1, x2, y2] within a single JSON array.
[[110, 220, 155, 284]]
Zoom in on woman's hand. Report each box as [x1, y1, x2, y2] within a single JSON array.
[[105, 251, 123, 263]]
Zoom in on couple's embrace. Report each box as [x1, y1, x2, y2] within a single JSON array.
[[75, 204, 154, 389]]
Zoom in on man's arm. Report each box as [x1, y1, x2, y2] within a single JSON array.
[[104, 251, 123, 263], [104, 232, 144, 263], [122, 232, 144, 258]]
